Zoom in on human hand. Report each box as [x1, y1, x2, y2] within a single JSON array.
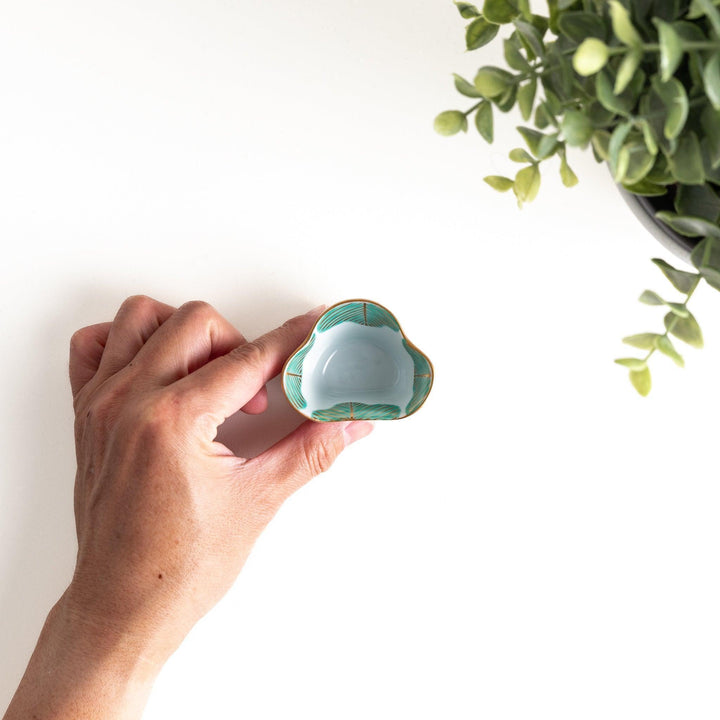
[[3, 296, 373, 720]]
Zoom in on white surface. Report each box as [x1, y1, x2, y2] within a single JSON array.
[[1, 1, 720, 718], [301, 323, 414, 415]]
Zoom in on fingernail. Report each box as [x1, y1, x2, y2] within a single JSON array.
[[305, 304, 326, 318], [343, 421, 374, 446]]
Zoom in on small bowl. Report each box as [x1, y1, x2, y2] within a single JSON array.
[[282, 299, 433, 422]]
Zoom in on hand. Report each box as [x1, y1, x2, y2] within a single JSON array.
[[3, 296, 373, 720]]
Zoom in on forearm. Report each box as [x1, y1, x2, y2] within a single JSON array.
[[3, 590, 163, 720]]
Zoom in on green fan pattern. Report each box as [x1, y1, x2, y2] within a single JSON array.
[[316, 301, 400, 333], [311, 402, 401, 422]]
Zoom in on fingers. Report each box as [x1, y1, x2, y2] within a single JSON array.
[[130, 300, 270, 413], [131, 301, 242, 382], [69, 322, 113, 397], [245, 419, 374, 506], [175, 307, 324, 424], [92, 296, 176, 386]]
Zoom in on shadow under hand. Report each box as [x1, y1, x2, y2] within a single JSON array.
[[215, 376, 305, 459]]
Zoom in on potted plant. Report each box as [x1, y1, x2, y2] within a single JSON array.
[[435, 0, 720, 395]]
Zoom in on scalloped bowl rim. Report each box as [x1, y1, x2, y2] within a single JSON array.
[[281, 299, 434, 422]]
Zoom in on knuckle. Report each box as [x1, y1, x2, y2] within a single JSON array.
[[302, 435, 338, 477], [180, 300, 215, 320], [231, 339, 265, 370], [120, 294, 156, 315], [135, 391, 178, 428], [69, 326, 93, 354]]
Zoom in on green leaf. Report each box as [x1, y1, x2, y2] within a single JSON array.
[[434, 110, 468, 136], [703, 54, 720, 111], [484, 175, 514, 191], [537, 132, 560, 159], [615, 357, 647, 370], [664, 311, 703, 348], [557, 11, 606, 43], [667, 302, 690, 317], [596, 71, 632, 116], [453, 74, 483, 98], [455, 1, 481, 18], [483, 0, 518, 24], [572, 38, 609, 76], [561, 110, 593, 147], [622, 333, 661, 350], [466, 16, 500, 51], [656, 335, 685, 367], [542, 90, 561, 116], [529, 14, 549, 35], [645, 154, 675, 185], [516, 126, 543, 156], [495, 83, 518, 112], [504, 36, 531, 72], [700, 105, 720, 170], [638, 119, 658, 155], [691, 0, 720, 36], [475, 100, 494, 142], [623, 141, 656, 185], [609, 0, 642, 46], [535, 103, 553, 129], [674, 184, 720, 222], [474, 66, 514, 98], [509, 147, 534, 162], [639, 289, 664, 305], [517, 126, 556, 158], [513, 18, 544, 57], [517, 78, 536, 121], [622, 179, 667, 196], [629, 367, 652, 396], [591, 130, 611, 160], [691, 238, 720, 291], [516, 0, 531, 20], [656, 211, 720, 238], [559, 153, 579, 187], [615, 49, 642, 94], [703, 137, 720, 184], [654, 19, 684, 82], [651, 258, 701, 294], [608, 121, 633, 180], [652, 77, 688, 140], [667, 132, 705, 185], [513, 164, 541, 205]]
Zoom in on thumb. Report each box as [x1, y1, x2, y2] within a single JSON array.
[[248, 420, 374, 506]]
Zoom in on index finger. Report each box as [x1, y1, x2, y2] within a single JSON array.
[[174, 306, 324, 425]]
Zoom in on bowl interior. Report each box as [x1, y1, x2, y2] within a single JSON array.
[[302, 322, 414, 410]]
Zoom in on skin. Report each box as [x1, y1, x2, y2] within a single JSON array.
[[2, 295, 373, 720]]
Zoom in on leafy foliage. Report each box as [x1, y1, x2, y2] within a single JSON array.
[[436, 0, 720, 395]]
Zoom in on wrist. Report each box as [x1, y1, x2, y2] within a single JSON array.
[[3, 589, 165, 720], [53, 587, 167, 683]]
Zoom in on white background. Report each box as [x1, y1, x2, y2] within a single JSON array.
[[1, 1, 719, 718]]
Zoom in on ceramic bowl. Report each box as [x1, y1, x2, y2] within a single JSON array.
[[282, 300, 433, 422]]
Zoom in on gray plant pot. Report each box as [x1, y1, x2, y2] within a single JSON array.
[[617, 186, 698, 266]]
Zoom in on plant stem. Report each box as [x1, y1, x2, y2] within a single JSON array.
[[463, 101, 483, 116], [642, 276, 702, 364]]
